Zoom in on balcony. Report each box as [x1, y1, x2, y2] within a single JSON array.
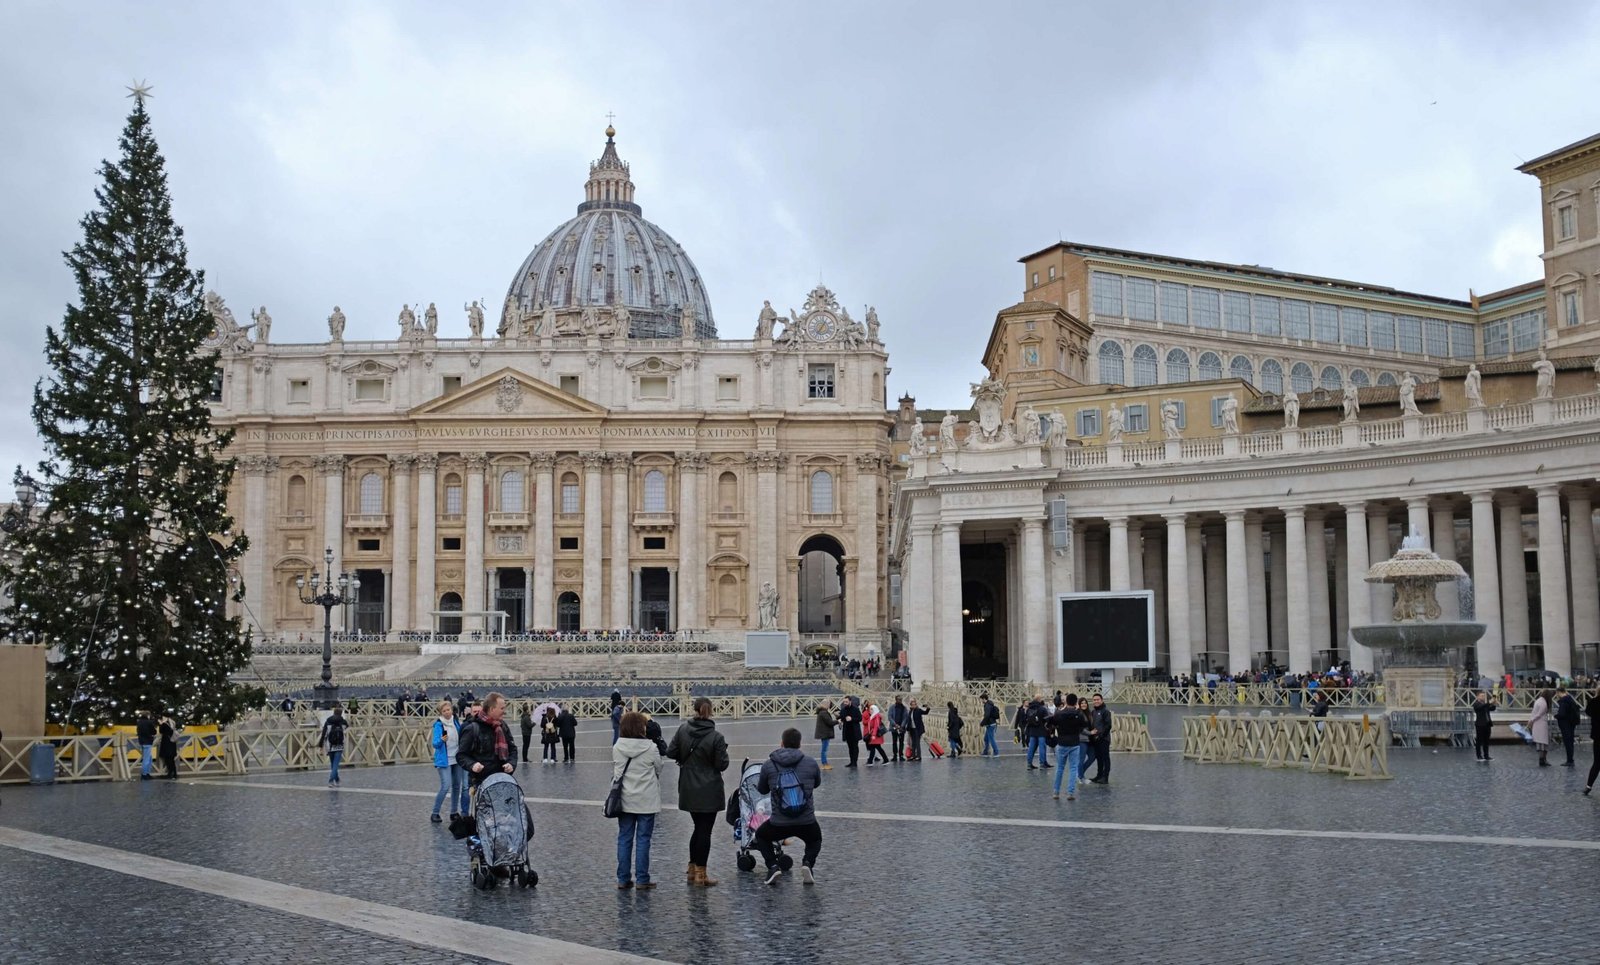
[[344, 513, 389, 532], [632, 510, 677, 532], [487, 511, 530, 530], [278, 513, 313, 529]]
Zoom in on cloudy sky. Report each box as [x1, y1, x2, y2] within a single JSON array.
[[3, 2, 1598, 498]]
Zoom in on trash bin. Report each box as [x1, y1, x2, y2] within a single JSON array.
[[29, 743, 56, 785]]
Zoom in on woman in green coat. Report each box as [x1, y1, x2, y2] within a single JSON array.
[[665, 696, 730, 887]]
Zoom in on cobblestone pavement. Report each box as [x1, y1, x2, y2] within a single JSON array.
[[1, 707, 1595, 964]]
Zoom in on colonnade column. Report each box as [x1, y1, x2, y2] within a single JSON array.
[[1306, 510, 1330, 663], [1468, 491, 1505, 681], [1535, 485, 1571, 677], [1223, 510, 1251, 673], [854, 454, 882, 633], [1107, 516, 1131, 591], [390, 455, 415, 634], [676, 452, 704, 629], [938, 521, 963, 682], [530, 453, 555, 629], [1021, 517, 1048, 685], [1072, 521, 1087, 592], [1143, 529, 1165, 657], [1343, 503, 1372, 672], [1163, 513, 1192, 675], [1283, 506, 1312, 674], [1185, 521, 1206, 669], [1245, 513, 1267, 662], [905, 518, 936, 680], [1127, 522, 1145, 590], [238, 456, 275, 637], [315, 455, 346, 582], [1405, 496, 1430, 545], [609, 453, 631, 630], [1431, 502, 1459, 622], [580, 451, 605, 630], [464, 453, 487, 632], [1368, 507, 1392, 634], [1567, 488, 1599, 651], [414, 456, 438, 631], [1203, 527, 1227, 668], [1498, 497, 1530, 671], [1268, 524, 1288, 661]]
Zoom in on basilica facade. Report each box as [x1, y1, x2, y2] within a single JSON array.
[[210, 129, 891, 648]]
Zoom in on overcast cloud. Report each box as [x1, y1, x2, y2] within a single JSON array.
[[3, 2, 1598, 499]]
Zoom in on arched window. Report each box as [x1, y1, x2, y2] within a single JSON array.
[[1164, 348, 1190, 383], [1349, 369, 1371, 388], [1097, 342, 1124, 384], [443, 473, 463, 516], [1376, 371, 1398, 387], [1198, 352, 1222, 381], [1131, 344, 1158, 386], [717, 471, 738, 513], [359, 472, 383, 514], [1260, 359, 1284, 395], [560, 472, 580, 514], [810, 470, 835, 514], [500, 470, 524, 513], [1290, 362, 1314, 393], [643, 469, 668, 513], [1320, 366, 1343, 390], [1229, 355, 1254, 385], [286, 475, 307, 517], [717, 574, 739, 615]]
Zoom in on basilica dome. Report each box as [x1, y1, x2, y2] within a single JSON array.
[[505, 127, 717, 339]]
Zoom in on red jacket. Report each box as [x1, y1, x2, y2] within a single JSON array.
[[864, 710, 884, 745]]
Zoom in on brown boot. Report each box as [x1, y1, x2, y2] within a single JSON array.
[[690, 864, 718, 887], [685, 862, 696, 881]]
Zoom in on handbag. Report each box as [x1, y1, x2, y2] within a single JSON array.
[[603, 754, 635, 819]]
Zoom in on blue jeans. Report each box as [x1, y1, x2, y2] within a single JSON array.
[[616, 812, 656, 884], [819, 738, 830, 765], [983, 724, 999, 755], [138, 743, 153, 777], [1054, 745, 1081, 796], [1027, 736, 1049, 766], [434, 764, 467, 816], [328, 749, 343, 783]]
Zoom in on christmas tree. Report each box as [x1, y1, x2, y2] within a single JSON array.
[[1, 88, 263, 728]]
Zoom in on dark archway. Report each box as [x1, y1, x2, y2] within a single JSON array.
[[798, 534, 846, 633], [557, 591, 581, 633], [438, 592, 462, 635]]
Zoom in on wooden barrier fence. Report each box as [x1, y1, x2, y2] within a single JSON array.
[[1181, 714, 1391, 780]]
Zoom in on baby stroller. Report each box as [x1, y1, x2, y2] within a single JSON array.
[[462, 772, 538, 890], [726, 758, 791, 873]]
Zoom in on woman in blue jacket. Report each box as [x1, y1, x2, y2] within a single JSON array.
[[430, 699, 469, 824]]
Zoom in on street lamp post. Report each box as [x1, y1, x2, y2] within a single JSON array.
[[1, 472, 39, 535], [296, 546, 359, 710]]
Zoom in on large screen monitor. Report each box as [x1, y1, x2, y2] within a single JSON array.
[[1056, 591, 1155, 669]]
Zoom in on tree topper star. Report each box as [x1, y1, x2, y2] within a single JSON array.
[[126, 80, 154, 105]]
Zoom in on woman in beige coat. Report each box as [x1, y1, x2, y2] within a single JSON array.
[[1528, 689, 1553, 767], [612, 711, 664, 889]]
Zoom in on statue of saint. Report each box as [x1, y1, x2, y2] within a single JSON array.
[[1161, 399, 1182, 440], [1532, 351, 1556, 400], [250, 305, 271, 343], [1341, 385, 1360, 423], [611, 303, 630, 338], [680, 304, 698, 339], [1046, 410, 1068, 447], [398, 304, 417, 338], [1106, 402, 1124, 443], [1398, 371, 1420, 415], [866, 306, 880, 342], [423, 302, 438, 336], [1220, 396, 1240, 435], [464, 300, 484, 338], [1019, 404, 1042, 444], [1283, 391, 1300, 429], [580, 306, 599, 336], [909, 417, 928, 455], [1463, 363, 1482, 406], [938, 411, 959, 450], [327, 305, 346, 342], [539, 304, 557, 338], [498, 295, 519, 337], [756, 300, 777, 340], [757, 581, 781, 630]]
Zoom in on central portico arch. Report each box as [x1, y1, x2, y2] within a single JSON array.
[[797, 533, 847, 633]]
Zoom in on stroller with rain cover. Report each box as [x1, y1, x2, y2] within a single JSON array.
[[458, 771, 537, 890], [725, 758, 792, 873]]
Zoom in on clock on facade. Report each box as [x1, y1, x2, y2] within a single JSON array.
[[806, 312, 837, 342]]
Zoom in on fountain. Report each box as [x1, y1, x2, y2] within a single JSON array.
[[1351, 527, 1485, 716]]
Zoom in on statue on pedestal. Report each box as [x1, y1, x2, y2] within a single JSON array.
[[1398, 371, 1420, 415], [1532, 351, 1556, 400], [909, 417, 928, 455], [755, 300, 777, 340], [1464, 364, 1482, 407], [1161, 399, 1182, 440], [423, 302, 438, 337], [1106, 402, 1124, 443], [1341, 385, 1360, 423], [398, 304, 417, 339], [757, 581, 780, 630], [1220, 396, 1239, 435], [938, 411, 958, 450], [1283, 391, 1300, 429], [327, 305, 346, 343], [866, 306, 880, 343], [464, 300, 484, 338], [250, 306, 272, 343]]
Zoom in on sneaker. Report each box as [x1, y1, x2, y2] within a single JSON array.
[[430, 813, 442, 824], [1052, 792, 1059, 800], [765, 867, 782, 886], [1027, 765, 1037, 771], [800, 865, 815, 886], [327, 781, 337, 788], [449, 812, 460, 821], [820, 764, 832, 770], [1562, 761, 1575, 768], [1066, 793, 1076, 801]]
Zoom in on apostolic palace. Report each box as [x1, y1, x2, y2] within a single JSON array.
[[212, 128, 1600, 686]]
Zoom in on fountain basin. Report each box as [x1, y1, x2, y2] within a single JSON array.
[[1350, 621, 1486, 659]]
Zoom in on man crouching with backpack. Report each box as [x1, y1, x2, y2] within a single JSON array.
[[754, 727, 823, 886]]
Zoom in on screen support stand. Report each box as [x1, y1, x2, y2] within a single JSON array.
[[1101, 668, 1117, 689]]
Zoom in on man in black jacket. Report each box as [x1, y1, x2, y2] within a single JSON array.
[[134, 710, 157, 781], [457, 692, 517, 786], [1048, 696, 1088, 800], [754, 728, 823, 886], [1081, 694, 1113, 784], [838, 697, 863, 768], [980, 694, 1001, 757], [1025, 698, 1052, 770], [1554, 687, 1581, 767], [556, 706, 578, 763]]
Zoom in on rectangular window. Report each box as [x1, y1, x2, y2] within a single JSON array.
[[1125, 404, 1148, 434], [1048, 265, 1056, 281], [638, 375, 670, 399], [1223, 291, 1251, 332], [1075, 408, 1100, 437], [1423, 318, 1448, 357], [442, 375, 462, 394], [717, 376, 739, 401], [807, 364, 835, 399], [356, 538, 380, 552], [890, 573, 902, 609], [441, 536, 462, 551], [643, 536, 666, 550], [1449, 321, 1475, 358], [1211, 397, 1227, 428], [1557, 204, 1576, 240], [1190, 287, 1221, 329], [1283, 299, 1312, 339], [1091, 272, 1123, 316], [1171, 400, 1187, 430], [1482, 320, 1509, 359], [1031, 272, 1039, 287], [1158, 282, 1188, 324], [561, 482, 580, 514], [1252, 295, 1280, 336], [1312, 304, 1340, 343], [1369, 311, 1396, 351], [1340, 307, 1367, 347], [559, 536, 579, 551], [355, 378, 385, 401], [444, 484, 463, 515], [1563, 290, 1581, 327], [208, 369, 224, 402], [288, 379, 310, 403], [1125, 278, 1156, 322], [1397, 315, 1423, 354], [559, 375, 580, 395], [1511, 310, 1545, 352]]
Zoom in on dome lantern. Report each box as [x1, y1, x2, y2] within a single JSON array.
[[579, 126, 639, 215]]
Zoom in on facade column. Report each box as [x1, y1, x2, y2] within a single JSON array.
[[530, 453, 555, 629], [1283, 506, 1312, 674], [315, 455, 346, 584], [1127, 522, 1145, 589], [464, 453, 487, 633], [414, 455, 437, 631], [675, 452, 704, 629], [1143, 528, 1165, 659], [238, 456, 276, 637], [1306, 510, 1330, 663], [1185, 521, 1206, 669], [1498, 497, 1531, 672], [1567, 488, 1599, 651], [749, 451, 785, 621], [1107, 516, 1131, 591], [1368, 508, 1393, 633], [389, 455, 415, 635], [905, 517, 936, 681], [1163, 513, 1192, 675], [1332, 525, 1349, 660], [1072, 521, 1087, 592], [609, 453, 632, 630], [1535, 485, 1572, 677], [1344, 504, 1373, 672], [1203, 526, 1227, 670], [580, 451, 605, 629], [854, 454, 882, 633], [1405, 496, 1431, 545], [1021, 517, 1048, 685], [1431, 503, 1460, 622], [1268, 524, 1288, 662], [938, 521, 963, 682], [1223, 510, 1251, 673], [1245, 513, 1268, 665], [1468, 491, 1505, 681]]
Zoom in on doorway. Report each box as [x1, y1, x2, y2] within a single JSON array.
[[638, 568, 672, 631], [798, 534, 846, 633], [557, 591, 581, 633], [438, 592, 463, 635], [960, 543, 1009, 678], [354, 568, 385, 634], [495, 567, 526, 633]]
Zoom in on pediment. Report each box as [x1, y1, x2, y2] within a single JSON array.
[[342, 358, 399, 376], [410, 367, 608, 418], [625, 355, 682, 374]]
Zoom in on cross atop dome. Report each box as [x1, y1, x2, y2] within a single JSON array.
[[581, 123, 638, 215]]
